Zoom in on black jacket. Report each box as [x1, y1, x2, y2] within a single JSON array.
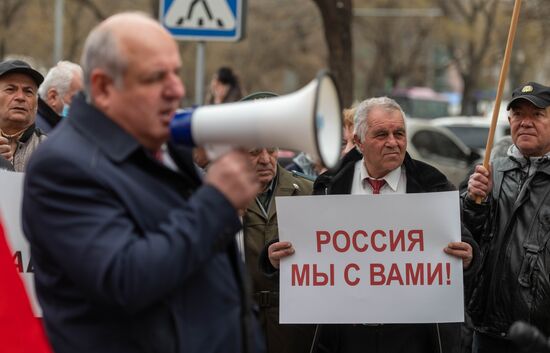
[[35, 97, 62, 133], [314, 148, 459, 196], [462, 155, 550, 338], [261, 148, 480, 353]]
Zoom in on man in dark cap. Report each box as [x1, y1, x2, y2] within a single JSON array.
[[463, 81, 550, 353], [0, 59, 45, 172], [239, 92, 316, 353]]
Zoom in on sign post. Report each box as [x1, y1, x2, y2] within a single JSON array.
[[159, 0, 247, 105]]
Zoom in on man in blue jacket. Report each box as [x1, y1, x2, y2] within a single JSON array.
[[22, 12, 264, 353]]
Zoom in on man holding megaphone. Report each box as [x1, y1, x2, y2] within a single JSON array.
[[22, 12, 265, 353]]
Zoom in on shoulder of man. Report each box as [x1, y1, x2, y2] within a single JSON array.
[[34, 126, 47, 138], [278, 167, 313, 195], [404, 154, 455, 192]]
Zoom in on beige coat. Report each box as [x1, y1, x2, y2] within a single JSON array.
[[13, 126, 46, 172], [243, 165, 314, 353]]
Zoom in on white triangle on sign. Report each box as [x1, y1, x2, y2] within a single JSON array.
[[165, 0, 236, 30]]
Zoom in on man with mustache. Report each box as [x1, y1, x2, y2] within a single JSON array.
[[0, 59, 45, 172], [264, 97, 479, 353], [463, 82, 550, 353]]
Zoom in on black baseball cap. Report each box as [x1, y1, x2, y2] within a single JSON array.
[[0, 59, 44, 87], [507, 82, 550, 110]]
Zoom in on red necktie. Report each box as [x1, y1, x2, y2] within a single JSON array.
[[366, 178, 386, 194], [153, 149, 163, 163]]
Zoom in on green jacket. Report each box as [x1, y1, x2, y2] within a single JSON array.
[[243, 165, 314, 353]]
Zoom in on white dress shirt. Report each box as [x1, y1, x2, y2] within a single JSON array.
[[350, 159, 407, 195]]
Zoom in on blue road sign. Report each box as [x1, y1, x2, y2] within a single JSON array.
[[160, 0, 245, 42]]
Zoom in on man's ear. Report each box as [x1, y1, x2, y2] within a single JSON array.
[[89, 68, 114, 111], [46, 88, 60, 111], [353, 134, 361, 148]]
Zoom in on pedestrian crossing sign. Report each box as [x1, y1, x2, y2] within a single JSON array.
[[160, 0, 246, 41]]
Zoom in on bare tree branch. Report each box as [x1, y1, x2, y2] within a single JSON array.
[[71, 0, 107, 21]]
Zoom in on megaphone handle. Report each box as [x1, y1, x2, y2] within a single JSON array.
[[204, 144, 235, 161]]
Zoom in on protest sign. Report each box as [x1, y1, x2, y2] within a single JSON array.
[[276, 191, 463, 324], [0, 171, 41, 316]]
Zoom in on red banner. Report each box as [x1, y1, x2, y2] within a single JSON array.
[[0, 217, 52, 353]]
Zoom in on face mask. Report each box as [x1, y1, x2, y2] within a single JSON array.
[[61, 103, 70, 118]]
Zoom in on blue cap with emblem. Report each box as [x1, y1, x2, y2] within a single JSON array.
[[507, 82, 550, 110]]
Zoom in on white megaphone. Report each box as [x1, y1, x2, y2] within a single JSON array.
[[170, 70, 342, 169]]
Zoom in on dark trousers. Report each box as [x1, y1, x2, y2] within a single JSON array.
[[472, 331, 518, 353]]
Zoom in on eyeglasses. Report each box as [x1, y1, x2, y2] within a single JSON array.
[[248, 147, 278, 156]]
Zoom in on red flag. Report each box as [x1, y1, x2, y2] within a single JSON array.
[[0, 218, 53, 353]]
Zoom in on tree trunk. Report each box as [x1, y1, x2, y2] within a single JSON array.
[[312, 0, 353, 108], [460, 74, 478, 116], [150, 0, 160, 19]]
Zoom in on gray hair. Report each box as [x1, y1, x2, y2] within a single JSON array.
[[38, 61, 83, 98], [353, 96, 406, 143], [80, 16, 131, 98]]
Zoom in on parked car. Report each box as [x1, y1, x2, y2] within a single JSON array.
[[406, 119, 481, 187], [391, 87, 450, 119], [431, 116, 510, 156]]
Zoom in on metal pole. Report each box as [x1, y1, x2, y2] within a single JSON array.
[[53, 0, 64, 64], [195, 41, 206, 106]]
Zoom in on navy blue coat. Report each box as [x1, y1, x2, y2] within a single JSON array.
[[22, 94, 265, 353]]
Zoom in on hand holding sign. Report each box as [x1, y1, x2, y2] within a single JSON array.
[[268, 241, 295, 269], [0, 136, 13, 162], [444, 242, 473, 269]]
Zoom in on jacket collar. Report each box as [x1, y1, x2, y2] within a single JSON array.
[[68, 93, 141, 163], [247, 165, 301, 219], [19, 123, 40, 143], [497, 144, 550, 175], [323, 149, 452, 194], [496, 154, 550, 177], [37, 97, 62, 127], [402, 153, 453, 193], [276, 165, 304, 196]]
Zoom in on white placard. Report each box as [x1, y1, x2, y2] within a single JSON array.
[[276, 191, 463, 324], [0, 170, 41, 316]]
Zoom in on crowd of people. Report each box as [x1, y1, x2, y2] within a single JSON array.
[[2, 10, 550, 353]]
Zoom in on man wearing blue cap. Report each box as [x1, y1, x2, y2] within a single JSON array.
[[464, 81, 550, 353], [0, 59, 45, 172]]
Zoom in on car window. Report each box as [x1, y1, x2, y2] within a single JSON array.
[[411, 130, 468, 161], [445, 126, 489, 150]]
